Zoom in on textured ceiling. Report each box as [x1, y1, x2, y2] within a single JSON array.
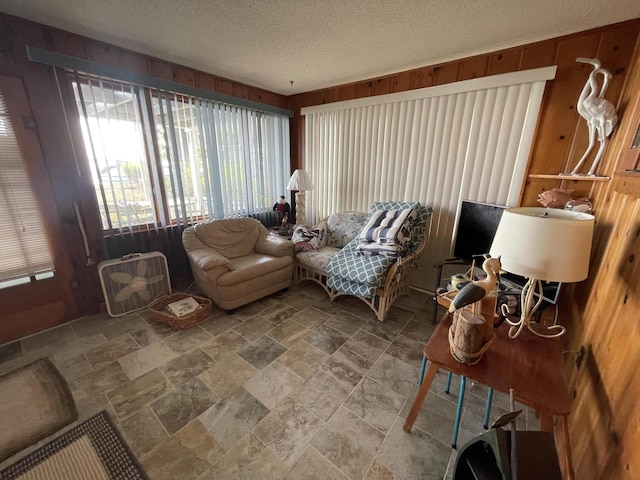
[[1, 0, 639, 95]]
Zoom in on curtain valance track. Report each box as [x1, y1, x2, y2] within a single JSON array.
[[26, 46, 293, 118]]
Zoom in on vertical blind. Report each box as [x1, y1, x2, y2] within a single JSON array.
[[71, 74, 290, 236], [0, 84, 55, 283], [302, 67, 556, 290]]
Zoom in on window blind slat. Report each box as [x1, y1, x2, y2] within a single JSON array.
[[0, 86, 55, 282]]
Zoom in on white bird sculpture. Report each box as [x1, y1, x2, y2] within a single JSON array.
[[570, 57, 618, 176], [449, 257, 501, 313]]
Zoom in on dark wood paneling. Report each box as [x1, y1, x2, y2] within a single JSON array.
[[433, 62, 460, 85], [0, 74, 79, 343], [459, 56, 489, 80], [488, 50, 522, 75], [411, 66, 435, 89]]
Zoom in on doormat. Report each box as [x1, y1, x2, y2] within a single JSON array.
[[0, 358, 78, 462], [0, 410, 148, 479]]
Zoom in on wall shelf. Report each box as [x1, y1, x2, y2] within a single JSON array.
[[528, 174, 610, 182]]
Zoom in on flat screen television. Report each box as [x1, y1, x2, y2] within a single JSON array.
[[453, 200, 506, 263], [452, 200, 561, 304]]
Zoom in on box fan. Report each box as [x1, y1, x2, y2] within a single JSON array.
[[98, 252, 171, 317]]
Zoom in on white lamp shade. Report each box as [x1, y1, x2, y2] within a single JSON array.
[[489, 207, 595, 282], [287, 169, 314, 191]]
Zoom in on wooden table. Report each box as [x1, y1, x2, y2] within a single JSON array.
[[403, 315, 574, 480]]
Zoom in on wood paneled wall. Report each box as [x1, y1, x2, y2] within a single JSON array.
[[561, 34, 640, 480], [288, 20, 640, 480]]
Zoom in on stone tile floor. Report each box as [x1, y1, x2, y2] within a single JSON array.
[[0, 283, 540, 479]]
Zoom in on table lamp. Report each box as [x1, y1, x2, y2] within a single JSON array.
[[286, 169, 314, 225], [489, 207, 595, 339]]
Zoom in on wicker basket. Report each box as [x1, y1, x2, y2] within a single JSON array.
[[149, 293, 212, 330]]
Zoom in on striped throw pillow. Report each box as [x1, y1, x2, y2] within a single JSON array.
[[356, 207, 416, 257]]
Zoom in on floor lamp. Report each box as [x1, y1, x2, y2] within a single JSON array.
[[287, 169, 314, 225], [489, 207, 595, 339]]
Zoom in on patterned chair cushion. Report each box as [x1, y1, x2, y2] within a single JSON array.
[[326, 213, 368, 248], [355, 207, 416, 258], [357, 207, 415, 245], [370, 202, 432, 257], [327, 275, 378, 299], [295, 246, 341, 272], [326, 239, 395, 295]]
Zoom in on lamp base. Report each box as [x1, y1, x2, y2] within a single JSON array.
[[502, 278, 566, 339], [295, 191, 307, 225]]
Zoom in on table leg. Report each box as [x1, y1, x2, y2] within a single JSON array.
[[539, 410, 554, 432], [556, 415, 575, 480], [403, 361, 439, 432], [452, 375, 466, 448]]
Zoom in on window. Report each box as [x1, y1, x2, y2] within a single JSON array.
[[0, 83, 55, 284], [72, 75, 290, 232], [74, 79, 154, 230]]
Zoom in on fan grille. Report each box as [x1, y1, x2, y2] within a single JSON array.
[[98, 253, 171, 317]]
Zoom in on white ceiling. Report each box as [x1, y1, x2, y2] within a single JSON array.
[[1, 1, 639, 95]]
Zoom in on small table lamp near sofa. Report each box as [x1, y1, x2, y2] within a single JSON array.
[[489, 207, 595, 339], [287, 169, 314, 225]]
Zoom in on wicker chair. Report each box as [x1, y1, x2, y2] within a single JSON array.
[[293, 202, 432, 321]]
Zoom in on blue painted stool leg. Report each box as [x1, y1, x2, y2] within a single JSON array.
[[452, 375, 466, 449], [445, 371, 452, 394], [483, 387, 494, 429], [418, 357, 427, 386]]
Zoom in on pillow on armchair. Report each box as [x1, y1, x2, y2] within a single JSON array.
[[292, 222, 328, 252], [355, 207, 416, 257]]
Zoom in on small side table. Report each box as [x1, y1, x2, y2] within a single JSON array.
[[403, 315, 574, 480]]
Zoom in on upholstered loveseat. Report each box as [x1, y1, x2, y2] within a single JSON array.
[[183, 218, 294, 311], [293, 202, 432, 321]]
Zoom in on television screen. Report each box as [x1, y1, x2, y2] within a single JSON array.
[[453, 200, 506, 263], [451, 199, 561, 305]]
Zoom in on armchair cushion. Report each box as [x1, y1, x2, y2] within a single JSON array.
[[189, 218, 262, 258], [327, 241, 396, 297], [295, 246, 341, 272], [355, 207, 416, 258], [188, 248, 234, 272], [357, 207, 415, 246], [219, 254, 292, 286]]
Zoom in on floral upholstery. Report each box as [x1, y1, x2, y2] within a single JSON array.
[[326, 213, 368, 248], [294, 212, 368, 284], [295, 246, 340, 272]]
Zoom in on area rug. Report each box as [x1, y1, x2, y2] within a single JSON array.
[[0, 358, 78, 462], [0, 410, 148, 480]]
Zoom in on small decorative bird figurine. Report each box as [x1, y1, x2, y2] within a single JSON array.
[[449, 256, 501, 313]]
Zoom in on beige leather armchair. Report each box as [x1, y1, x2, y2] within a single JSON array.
[[183, 218, 293, 311]]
